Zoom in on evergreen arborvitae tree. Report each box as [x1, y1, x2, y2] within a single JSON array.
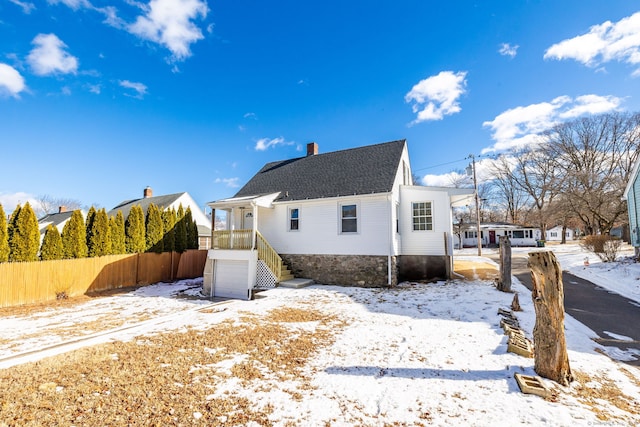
[[125, 205, 146, 254], [88, 208, 111, 257], [7, 204, 21, 253], [184, 207, 199, 249], [174, 204, 187, 253], [40, 224, 64, 260], [0, 204, 9, 262], [162, 208, 175, 252], [62, 210, 88, 259], [110, 211, 126, 254], [145, 203, 164, 253], [85, 206, 96, 251], [8, 202, 40, 262]]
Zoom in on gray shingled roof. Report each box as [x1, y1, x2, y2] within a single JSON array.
[[38, 211, 74, 232], [234, 140, 407, 202], [108, 193, 185, 219]]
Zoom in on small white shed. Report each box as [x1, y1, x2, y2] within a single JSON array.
[[203, 249, 257, 300]]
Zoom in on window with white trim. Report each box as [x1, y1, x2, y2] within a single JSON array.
[[289, 208, 299, 231], [412, 201, 433, 231], [340, 204, 358, 233]]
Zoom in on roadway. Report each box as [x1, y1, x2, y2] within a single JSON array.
[[488, 252, 640, 367]]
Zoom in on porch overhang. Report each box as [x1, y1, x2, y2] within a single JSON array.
[[207, 192, 281, 210]]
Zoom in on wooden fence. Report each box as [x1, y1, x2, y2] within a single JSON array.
[[0, 250, 208, 308]]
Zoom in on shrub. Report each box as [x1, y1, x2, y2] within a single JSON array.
[[62, 210, 88, 259], [145, 203, 164, 253], [110, 211, 126, 254], [40, 224, 64, 260], [0, 203, 8, 262], [580, 235, 622, 262], [8, 202, 40, 262]]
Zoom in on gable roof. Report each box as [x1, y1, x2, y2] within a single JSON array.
[[234, 139, 407, 202], [38, 211, 74, 231], [108, 192, 185, 219]]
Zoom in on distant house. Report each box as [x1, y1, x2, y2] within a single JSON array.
[[38, 206, 83, 242], [545, 225, 575, 242], [204, 140, 473, 299], [460, 222, 541, 247], [623, 158, 640, 256], [108, 187, 212, 250]]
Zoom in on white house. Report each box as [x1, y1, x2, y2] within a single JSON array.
[[623, 156, 640, 257], [204, 140, 473, 299], [109, 187, 212, 249], [545, 225, 575, 242], [459, 222, 541, 248]]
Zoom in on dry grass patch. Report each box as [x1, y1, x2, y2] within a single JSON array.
[[0, 306, 344, 426], [571, 370, 640, 422]]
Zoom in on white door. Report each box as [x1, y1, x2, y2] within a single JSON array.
[[214, 260, 249, 299], [243, 211, 254, 230]]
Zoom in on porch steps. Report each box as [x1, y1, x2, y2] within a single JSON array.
[[278, 278, 314, 289], [279, 262, 295, 282]]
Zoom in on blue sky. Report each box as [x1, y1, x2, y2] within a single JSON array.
[[1, 0, 640, 216]]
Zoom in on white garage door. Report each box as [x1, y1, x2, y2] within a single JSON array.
[[214, 260, 250, 299]]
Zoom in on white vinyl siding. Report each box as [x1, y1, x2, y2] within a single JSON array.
[[258, 195, 391, 256], [400, 187, 452, 255]]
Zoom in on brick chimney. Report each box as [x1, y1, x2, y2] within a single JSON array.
[[58, 206, 67, 213], [144, 186, 153, 198], [307, 142, 318, 156]]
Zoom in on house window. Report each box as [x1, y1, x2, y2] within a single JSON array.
[[396, 203, 400, 234], [340, 204, 358, 233], [512, 230, 525, 238], [412, 202, 433, 231], [289, 208, 299, 231], [550, 232, 558, 237]]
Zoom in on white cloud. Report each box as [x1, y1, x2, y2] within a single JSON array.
[[87, 84, 101, 94], [9, 0, 36, 14], [481, 94, 623, 153], [119, 80, 147, 98], [0, 192, 38, 215], [128, 0, 209, 61], [214, 177, 240, 188], [544, 12, 640, 74], [27, 33, 78, 76], [243, 112, 257, 119], [47, 0, 91, 10], [0, 63, 26, 98], [499, 43, 518, 58], [254, 137, 295, 151], [405, 71, 467, 125]]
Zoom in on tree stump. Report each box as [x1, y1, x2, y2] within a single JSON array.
[[497, 236, 512, 292], [511, 293, 521, 311], [528, 251, 573, 386]]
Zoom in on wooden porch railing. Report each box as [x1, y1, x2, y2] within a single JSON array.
[[256, 231, 282, 281], [212, 229, 283, 280], [213, 229, 253, 249]]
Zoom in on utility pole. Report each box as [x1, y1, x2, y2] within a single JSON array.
[[468, 154, 482, 256]]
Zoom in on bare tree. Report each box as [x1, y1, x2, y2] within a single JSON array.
[[35, 195, 83, 219], [542, 112, 640, 234], [488, 156, 530, 223]]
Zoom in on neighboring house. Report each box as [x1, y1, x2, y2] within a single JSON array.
[[204, 140, 473, 300], [109, 187, 212, 250], [460, 222, 541, 247], [38, 206, 82, 244], [623, 158, 640, 256], [545, 225, 575, 242]]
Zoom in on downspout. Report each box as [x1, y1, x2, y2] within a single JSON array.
[[251, 202, 257, 251], [230, 207, 235, 249], [388, 193, 393, 286]]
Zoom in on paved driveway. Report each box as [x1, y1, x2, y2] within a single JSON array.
[[488, 252, 640, 367]]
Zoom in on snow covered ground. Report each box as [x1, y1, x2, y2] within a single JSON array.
[[0, 244, 639, 425]]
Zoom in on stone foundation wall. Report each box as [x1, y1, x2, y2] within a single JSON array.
[[280, 254, 397, 287], [397, 255, 450, 282]]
